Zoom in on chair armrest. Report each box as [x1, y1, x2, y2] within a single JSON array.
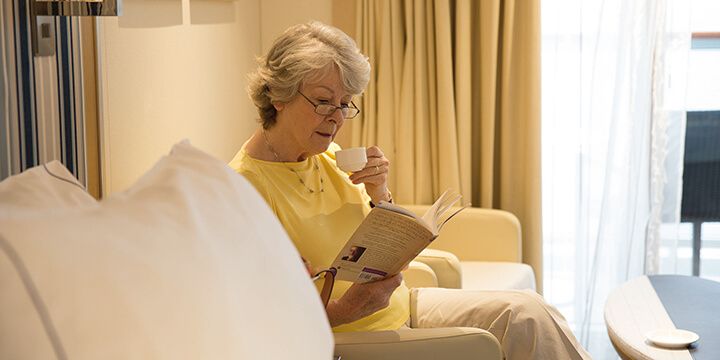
[[402, 205, 522, 262], [334, 327, 503, 360], [402, 260, 439, 288], [414, 249, 462, 288]]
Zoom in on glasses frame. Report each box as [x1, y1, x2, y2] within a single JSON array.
[[297, 91, 360, 119]]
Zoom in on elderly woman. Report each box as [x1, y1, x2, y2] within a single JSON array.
[[230, 21, 590, 360]]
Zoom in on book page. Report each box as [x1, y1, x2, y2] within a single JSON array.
[[421, 190, 464, 234], [331, 208, 435, 283], [376, 201, 430, 231]]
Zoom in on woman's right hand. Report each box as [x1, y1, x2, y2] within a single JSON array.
[[325, 273, 403, 327]]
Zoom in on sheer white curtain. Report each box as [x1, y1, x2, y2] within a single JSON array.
[[542, 0, 690, 358]]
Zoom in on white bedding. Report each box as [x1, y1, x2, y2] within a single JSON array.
[[0, 141, 332, 360]]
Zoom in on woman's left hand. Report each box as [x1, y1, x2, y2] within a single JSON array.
[[348, 146, 392, 204]]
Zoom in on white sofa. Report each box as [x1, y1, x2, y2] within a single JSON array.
[[0, 142, 521, 360]]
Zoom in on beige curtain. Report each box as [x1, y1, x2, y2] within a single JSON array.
[[354, 0, 542, 291]]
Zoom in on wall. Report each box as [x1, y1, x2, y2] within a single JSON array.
[[98, 0, 354, 194], [258, 0, 357, 147], [259, 0, 332, 53], [98, 0, 262, 194]]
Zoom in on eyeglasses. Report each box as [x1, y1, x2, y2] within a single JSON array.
[[298, 91, 360, 119]]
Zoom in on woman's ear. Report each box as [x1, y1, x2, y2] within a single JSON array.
[[272, 101, 285, 112]]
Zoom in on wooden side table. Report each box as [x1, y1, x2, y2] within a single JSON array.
[[605, 275, 720, 360]]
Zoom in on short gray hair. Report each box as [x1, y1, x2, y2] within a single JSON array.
[[247, 21, 370, 128]]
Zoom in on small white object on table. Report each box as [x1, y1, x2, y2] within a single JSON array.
[[604, 276, 696, 360]]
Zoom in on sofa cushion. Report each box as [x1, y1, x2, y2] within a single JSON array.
[[461, 262, 536, 291], [0, 141, 332, 360]]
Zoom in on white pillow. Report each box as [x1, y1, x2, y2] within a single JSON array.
[[0, 141, 333, 360], [0, 160, 96, 216]]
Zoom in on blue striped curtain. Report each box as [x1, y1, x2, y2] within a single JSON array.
[[1, 0, 86, 185]]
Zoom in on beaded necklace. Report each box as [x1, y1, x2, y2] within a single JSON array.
[[262, 129, 324, 194]]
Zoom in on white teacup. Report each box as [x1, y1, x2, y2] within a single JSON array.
[[336, 147, 367, 172]]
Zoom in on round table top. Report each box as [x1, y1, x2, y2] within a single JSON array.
[[605, 275, 720, 360]]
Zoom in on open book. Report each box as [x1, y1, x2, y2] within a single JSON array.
[[327, 189, 467, 283]]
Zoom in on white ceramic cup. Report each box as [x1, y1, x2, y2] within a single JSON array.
[[336, 147, 368, 172]]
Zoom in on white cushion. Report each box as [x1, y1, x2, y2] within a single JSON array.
[[0, 141, 332, 360], [0, 160, 95, 215], [460, 262, 536, 291]]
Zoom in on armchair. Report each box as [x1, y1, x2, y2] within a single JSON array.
[[334, 327, 502, 360], [403, 205, 536, 291], [333, 205, 538, 360]]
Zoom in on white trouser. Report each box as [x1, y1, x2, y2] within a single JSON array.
[[409, 288, 592, 360]]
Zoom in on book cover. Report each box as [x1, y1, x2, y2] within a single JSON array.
[[329, 189, 466, 283]]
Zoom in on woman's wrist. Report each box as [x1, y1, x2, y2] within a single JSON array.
[[383, 190, 393, 203], [369, 190, 393, 207]]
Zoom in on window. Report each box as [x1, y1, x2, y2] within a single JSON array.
[[542, 0, 719, 357], [659, 0, 720, 280]]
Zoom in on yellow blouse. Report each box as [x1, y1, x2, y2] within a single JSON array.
[[229, 142, 410, 332]]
